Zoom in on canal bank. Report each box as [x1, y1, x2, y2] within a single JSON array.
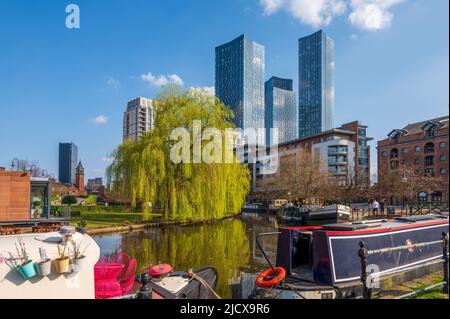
[[83, 216, 234, 235]]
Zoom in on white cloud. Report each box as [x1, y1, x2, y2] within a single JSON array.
[[106, 77, 120, 89], [188, 86, 215, 96], [260, 0, 347, 27], [91, 115, 108, 125], [141, 72, 184, 87], [259, 0, 406, 30], [260, 0, 284, 15], [348, 0, 405, 30]]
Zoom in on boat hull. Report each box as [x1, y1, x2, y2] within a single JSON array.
[[315, 221, 448, 286]]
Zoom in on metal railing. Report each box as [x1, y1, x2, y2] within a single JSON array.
[[358, 232, 449, 299]]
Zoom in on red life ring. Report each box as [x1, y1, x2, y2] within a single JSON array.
[[256, 267, 286, 288]]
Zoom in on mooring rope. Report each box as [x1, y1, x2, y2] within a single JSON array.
[[187, 269, 222, 299]]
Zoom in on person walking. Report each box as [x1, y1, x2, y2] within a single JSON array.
[[380, 198, 386, 215], [372, 199, 380, 215]]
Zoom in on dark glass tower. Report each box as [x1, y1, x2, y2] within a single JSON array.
[[265, 77, 298, 145], [58, 142, 78, 184], [215, 34, 265, 132], [298, 30, 335, 138]]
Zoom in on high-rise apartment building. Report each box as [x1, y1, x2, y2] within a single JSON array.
[[265, 76, 298, 145], [123, 97, 154, 142], [215, 34, 265, 133], [298, 30, 335, 139], [58, 142, 78, 184]]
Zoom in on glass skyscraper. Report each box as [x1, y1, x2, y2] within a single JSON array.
[[58, 142, 78, 184], [215, 34, 265, 133], [265, 76, 298, 145], [298, 30, 335, 139]]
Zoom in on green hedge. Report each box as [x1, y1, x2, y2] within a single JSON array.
[[51, 205, 139, 215]]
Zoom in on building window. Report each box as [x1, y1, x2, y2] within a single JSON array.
[[415, 146, 421, 152], [425, 156, 434, 166], [390, 161, 399, 169], [424, 168, 435, 177], [414, 158, 420, 165], [426, 128, 435, 137], [440, 168, 447, 175], [390, 148, 399, 158], [382, 151, 387, 157], [440, 155, 446, 161], [424, 142, 435, 154], [440, 142, 446, 149]]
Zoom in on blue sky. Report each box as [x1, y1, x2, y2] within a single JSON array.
[[0, 0, 448, 180]]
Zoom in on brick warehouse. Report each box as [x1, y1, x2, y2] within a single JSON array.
[[377, 116, 449, 203]]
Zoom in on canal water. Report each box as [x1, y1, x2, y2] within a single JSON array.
[[92, 213, 279, 298]]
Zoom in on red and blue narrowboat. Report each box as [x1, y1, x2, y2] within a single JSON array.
[[251, 215, 449, 299]]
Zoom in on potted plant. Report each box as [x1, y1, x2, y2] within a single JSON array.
[[5, 238, 37, 279], [70, 239, 90, 272], [76, 219, 88, 234], [54, 238, 70, 274], [36, 247, 51, 276]]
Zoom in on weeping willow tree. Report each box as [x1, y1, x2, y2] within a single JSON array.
[[107, 86, 250, 221]]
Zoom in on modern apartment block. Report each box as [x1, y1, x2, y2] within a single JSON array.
[[58, 142, 78, 184], [250, 121, 372, 199], [298, 30, 335, 139], [215, 34, 265, 133], [377, 116, 449, 201], [123, 97, 154, 142], [265, 76, 298, 145]]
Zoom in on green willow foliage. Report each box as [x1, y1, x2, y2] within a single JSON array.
[[107, 86, 251, 221]]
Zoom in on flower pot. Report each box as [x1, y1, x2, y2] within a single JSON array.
[[54, 257, 70, 274], [17, 260, 36, 279], [37, 258, 52, 276], [71, 256, 86, 272]]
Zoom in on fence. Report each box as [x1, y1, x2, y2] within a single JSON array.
[[358, 232, 449, 299], [350, 201, 449, 221]]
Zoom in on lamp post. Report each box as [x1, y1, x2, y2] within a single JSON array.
[[401, 163, 408, 214], [11, 158, 19, 171]]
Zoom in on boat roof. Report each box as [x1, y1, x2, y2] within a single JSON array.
[[282, 215, 449, 233]]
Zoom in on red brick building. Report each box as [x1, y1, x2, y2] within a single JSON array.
[[0, 168, 51, 222], [377, 116, 449, 202]]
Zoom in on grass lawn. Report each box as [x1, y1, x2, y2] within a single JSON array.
[[409, 276, 448, 299], [70, 212, 162, 229]]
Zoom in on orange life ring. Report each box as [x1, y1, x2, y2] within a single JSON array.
[[256, 267, 286, 288]]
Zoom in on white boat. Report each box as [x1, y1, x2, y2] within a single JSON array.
[[278, 204, 350, 225], [308, 205, 350, 222], [0, 228, 100, 299]]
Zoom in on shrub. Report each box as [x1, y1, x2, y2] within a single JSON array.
[[62, 196, 78, 206]]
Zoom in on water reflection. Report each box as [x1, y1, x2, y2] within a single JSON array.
[[92, 213, 278, 298]]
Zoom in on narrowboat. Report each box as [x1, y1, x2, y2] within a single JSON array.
[[241, 203, 267, 214], [277, 205, 350, 225], [250, 214, 449, 299]]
